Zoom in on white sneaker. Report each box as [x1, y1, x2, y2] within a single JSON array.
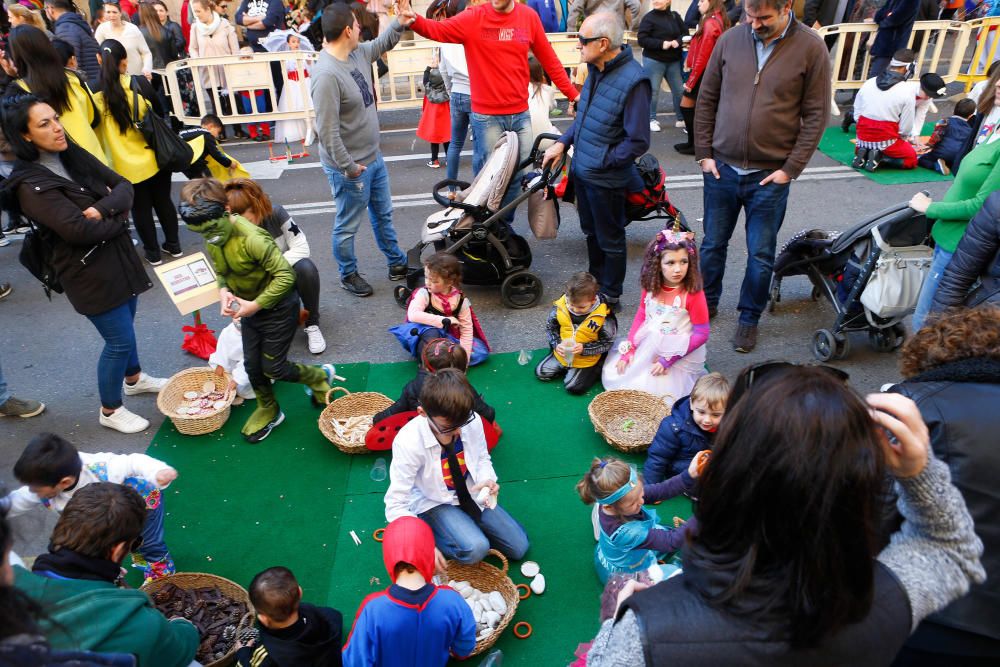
[[649, 119, 662, 132], [304, 325, 327, 354], [675, 120, 685, 128], [100, 406, 150, 434], [123, 372, 168, 395]]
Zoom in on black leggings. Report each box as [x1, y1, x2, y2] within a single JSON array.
[[131, 169, 178, 253], [292, 258, 321, 327], [431, 142, 450, 161]]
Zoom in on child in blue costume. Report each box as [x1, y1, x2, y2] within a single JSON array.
[[389, 252, 490, 366], [577, 456, 702, 583], [342, 516, 476, 666]]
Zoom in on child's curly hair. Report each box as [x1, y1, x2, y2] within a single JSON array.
[[423, 252, 462, 287], [639, 229, 702, 294], [900, 305, 1000, 378]]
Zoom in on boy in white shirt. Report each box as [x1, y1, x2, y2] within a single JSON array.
[[384, 369, 529, 565]]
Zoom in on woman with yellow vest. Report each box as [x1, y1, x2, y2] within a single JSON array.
[[7, 26, 107, 166], [536, 271, 617, 394], [96, 38, 181, 266]]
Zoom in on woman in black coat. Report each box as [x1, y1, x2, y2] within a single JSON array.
[[890, 306, 1000, 666], [2, 93, 166, 435], [929, 190, 1000, 313]]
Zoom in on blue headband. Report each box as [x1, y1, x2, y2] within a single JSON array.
[[596, 466, 638, 505]]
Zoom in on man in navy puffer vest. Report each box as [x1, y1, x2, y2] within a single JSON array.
[[543, 12, 650, 310]]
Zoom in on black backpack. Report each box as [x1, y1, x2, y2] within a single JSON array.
[[131, 76, 193, 172], [18, 218, 63, 299]]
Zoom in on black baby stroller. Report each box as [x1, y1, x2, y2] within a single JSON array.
[[393, 131, 564, 310], [768, 199, 934, 361]]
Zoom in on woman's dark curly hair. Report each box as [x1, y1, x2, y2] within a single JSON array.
[[900, 305, 1000, 378]]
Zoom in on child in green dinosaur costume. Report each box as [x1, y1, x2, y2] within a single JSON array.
[[179, 178, 334, 443]]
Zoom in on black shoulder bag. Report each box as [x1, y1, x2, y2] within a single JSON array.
[[130, 76, 193, 172]]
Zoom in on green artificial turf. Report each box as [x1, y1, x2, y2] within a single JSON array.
[[817, 124, 953, 185], [146, 350, 692, 665]]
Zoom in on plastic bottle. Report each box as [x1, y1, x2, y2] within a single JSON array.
[[517, 349, 533, 365], [478, 649, 503, 666], [370, 457, 387, 482]]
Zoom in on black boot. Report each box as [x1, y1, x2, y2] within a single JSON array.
[[674, 106, 695, 155], [879, 157, 906, 170], [841, 110, 855, 133], [851, 146, 869, 169], [864, 149, 883, 173]]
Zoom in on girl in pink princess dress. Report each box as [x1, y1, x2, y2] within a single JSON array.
[[602, 229, 709, 401]]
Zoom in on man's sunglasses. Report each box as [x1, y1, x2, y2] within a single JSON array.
[[424, 410, 477, 435], [578, 34, 606, 45], [730, 360, 849, 407]]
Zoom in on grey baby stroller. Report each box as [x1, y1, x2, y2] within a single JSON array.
[[768, 199, 934, 361], [393, 131, 564, 310]]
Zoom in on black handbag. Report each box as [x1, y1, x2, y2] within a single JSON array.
[[131, 77, 193, 172]]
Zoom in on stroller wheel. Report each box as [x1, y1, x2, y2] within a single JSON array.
[[813, 329, 850, 362], [869, 329, 897, 353], [500, 270, 543, 309], [393, 285, 412, 309]]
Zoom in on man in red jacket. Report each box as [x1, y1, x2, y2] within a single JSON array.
[[402, 0, 578, 227]]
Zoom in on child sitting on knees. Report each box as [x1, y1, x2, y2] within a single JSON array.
[[374, 337, 495, 424], [179, 178, 335, 443], [390, 252, 490, 366], [577, 456, 702, 583], [644, 372, 729, 484], [0, 433, 179, 583], [236, 566, 343, 667], [536, 272, 617, 395], [603, 229, 709, 400], [343, 516, 477, 665], [917, 98, 977, 176]]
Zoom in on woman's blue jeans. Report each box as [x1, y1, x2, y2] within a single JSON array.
[[644, 58, 684, 122], [911, 245, 954, 331], [85, 296, 141, 409], [447, 92, 472, 183]]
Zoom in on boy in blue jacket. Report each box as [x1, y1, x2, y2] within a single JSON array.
[[917, 97, 976, 176], [644, 372, 729, 484], [342, 516, 476, 666]]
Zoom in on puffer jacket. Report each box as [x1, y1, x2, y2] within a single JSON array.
[[643, 395, 713, 484], [931, 189, 1000, 312], [2, 142, 151, 316], [53, 12, 102, 90], [892, 358, 1000, 652]]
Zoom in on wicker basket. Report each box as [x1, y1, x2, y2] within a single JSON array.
[[318, 387, 394, 454], [588, 389, 672, 452], [157, 368, 235, 436], [444, 549, 520, 656], [142, 572, 253, 667]]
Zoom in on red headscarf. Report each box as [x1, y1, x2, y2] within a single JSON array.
[[382, 516, 436, 583]]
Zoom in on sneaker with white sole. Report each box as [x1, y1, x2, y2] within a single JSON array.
[[100, 406, 150, 434], [304, 325, 327, 354], [123, 372, 168, 395], [649, 119, 661, 132]]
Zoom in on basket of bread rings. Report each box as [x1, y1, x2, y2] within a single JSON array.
[[443, 549, 520, 656], [588, 389, 672, 453], [157, 368, 235, 436], [318, 387, 395, 454]]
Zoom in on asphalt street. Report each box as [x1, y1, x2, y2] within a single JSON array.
[[0, 103, 954, 555]]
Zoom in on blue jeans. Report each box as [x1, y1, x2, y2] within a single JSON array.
[[644, 58, 684, 122], [471, 110, 533, 226], [140, 501, 169, 562], [701, 164, 791, 326], [419, 502, 530, 564], [0, 352, 9, 406], [447, 92, 472, 183], [323, 153, 406, 278], [911, 245, 954, 331], [85, 297, 141, 409]]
